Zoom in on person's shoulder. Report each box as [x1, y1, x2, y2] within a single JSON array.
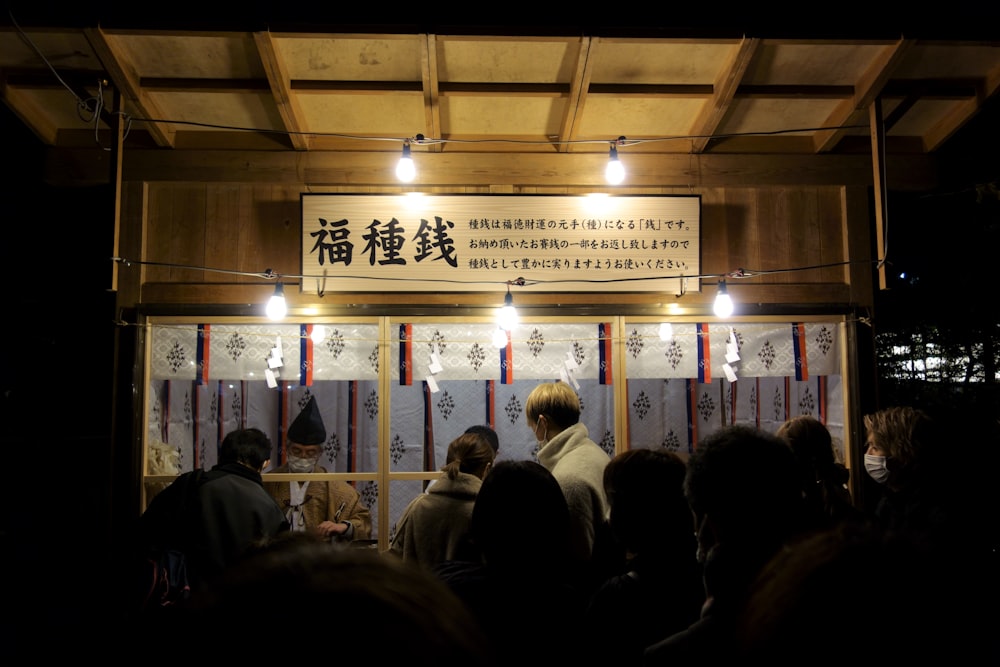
[[329, 477, 360, 494], [644, 614, 722, 665]]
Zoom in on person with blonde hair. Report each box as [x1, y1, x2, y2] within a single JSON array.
[[389, 431, 495, 568], [525, 381, 614, 591]]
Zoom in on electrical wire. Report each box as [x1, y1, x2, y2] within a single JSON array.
[[111, 256, 872, 287]]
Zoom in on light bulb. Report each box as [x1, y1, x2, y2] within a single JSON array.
[[310, 324, 326, 343], [396, 142, 415, 182], [266, 283, 287, 320], [659, 322, 673, 341], [713, 280, 734, 318], [498, 291, 518, 331], [605, 143, 625, 185], [492, 327, 509, 349]]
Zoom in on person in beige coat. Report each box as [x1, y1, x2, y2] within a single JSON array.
[[388, 432, 495, 568], [264, 395, 372, 544]]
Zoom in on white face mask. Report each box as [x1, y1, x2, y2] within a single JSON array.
[[864, 453, 889, 484], [287, 454, 318, 473]]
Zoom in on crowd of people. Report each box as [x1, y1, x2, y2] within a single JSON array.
[[125, 385, 999, 664]]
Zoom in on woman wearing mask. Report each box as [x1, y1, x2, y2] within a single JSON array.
[[862, 406, 953, 545]]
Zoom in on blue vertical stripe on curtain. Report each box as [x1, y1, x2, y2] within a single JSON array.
[[793, 323, 809, 381]]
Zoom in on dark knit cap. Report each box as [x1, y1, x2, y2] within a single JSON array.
[[288, 395, 326, 445]]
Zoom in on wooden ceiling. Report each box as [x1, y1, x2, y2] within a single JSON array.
[[2, 15, 999, 186]]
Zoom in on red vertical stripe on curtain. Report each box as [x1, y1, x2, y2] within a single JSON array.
[[216, 380, 223, 449], [162, 380, 170, 443], [400, 323, 413, 385], [193, 381, 201, 470], [624, 380, 631, 449], [422, 381, 435, 482], [783, 377, 791, 421], [755, 377, 761, 428], [241, 380, 249, 429], [818, 376, 827, 424], [729, 381, 738, 425], [347, 380, 357, 473], [196, 324, 210, 385], [686, 379, 698, 452], [279, 382, 289, 464]]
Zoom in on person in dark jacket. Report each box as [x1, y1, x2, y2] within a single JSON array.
[[776, 415, 866, 531], [140, 427, 289, 593], [643, 425, 807, 666], [585, 448, 704, 666], [434, 460, 588, 665]]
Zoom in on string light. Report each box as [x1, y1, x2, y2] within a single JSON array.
[[605, 137, 626, 185], [498, 285, 518, 331], [713, 280, 734, 318], [396, 139, 415, 182], [265, 282, 287, 320], [492, 326, 509, 349]]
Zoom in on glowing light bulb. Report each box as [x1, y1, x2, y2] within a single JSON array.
[[713, 280, 734, 318], [498, 291, 518, 331], [605, 144, 625, 185], [265, 283, 287, 320], [396, 142, 415, 182], [492, 327, 509, 349]]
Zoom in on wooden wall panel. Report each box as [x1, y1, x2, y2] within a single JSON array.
[[204, 184, 243, 283], [786, 188, 818, 284], [145, 184, 207, 283], [756, 188, 785, 280], [817, 187, 846, 283], [719, 188, 760, 286], [137, 183, 857, 309], [698, 188, 729, 288], [247, 184, 300, 282]]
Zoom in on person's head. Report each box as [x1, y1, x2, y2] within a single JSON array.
[[525, 381, 580, 443], [441, 432, 495, 481], [863, 406, 939, 489], [286, 395, 327, 472], [471, 460, 572, 571], [604, 447, 691, 557], [776, 415, 847, 488], [464, 424, 500, 456], [219, 427, 272, 471], [183, 536, 498, 665], [686, 425, 802, 561], [736, 522, 977, 663]]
